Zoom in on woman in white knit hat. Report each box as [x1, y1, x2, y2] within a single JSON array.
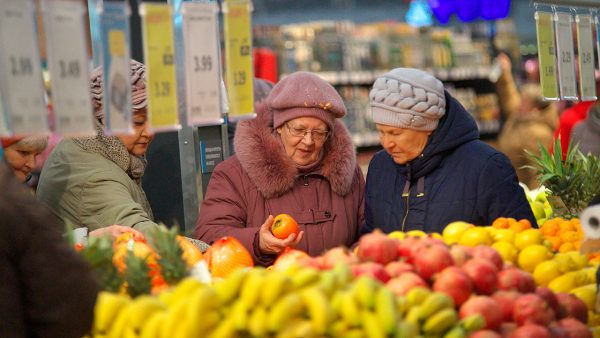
[[362, 68, 536, 235]]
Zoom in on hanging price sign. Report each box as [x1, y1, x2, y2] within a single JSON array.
[[0, 0, 49, 135], [140, 3, 179, 131], [576, 14, 596, 101], [181, 2, 222, 126], [554, 12, 578, 100], [223, 0, 254, 119], [535, 11, 559, 100], [42, 0, 95, 136], [0, 94, 8, 136], [100, 2, 132, 134]]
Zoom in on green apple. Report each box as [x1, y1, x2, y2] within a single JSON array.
[[535, 190, 548, 203], [530, 201, 546, 221]]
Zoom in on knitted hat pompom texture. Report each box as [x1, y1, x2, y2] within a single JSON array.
[[268, 71, 346, 131], [370, 68, 446, 132]]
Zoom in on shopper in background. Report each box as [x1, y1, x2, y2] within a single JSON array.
[[227, 77, 275, 155], [37, 60, 158, 241], [363, 68, 536, 235], [570, 101, 600, 156], [195, 71, 365, 265], [495, 53, 558, 189], [1, 136, 48, 184], [0, 161, 99, 338]]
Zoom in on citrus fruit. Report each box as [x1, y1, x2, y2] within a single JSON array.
[[514, 229, 543, 250], [532, 259, 561, 286], [442, 221, 473, 244], [388, 231, 405, 241], [271, 214, 299, 239], [491, 242, 518, 264], [458, 227, 493, 247], [517, 244, 553, 272], [492, 229, 516, 244], [406, 230, 427, 238]]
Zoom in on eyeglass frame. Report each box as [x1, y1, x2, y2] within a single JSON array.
[[284, 122, 330, 143]]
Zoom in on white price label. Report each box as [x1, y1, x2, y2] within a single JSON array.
[[42, 0, 94, 136], [576, 15, 596, 101], [181, 2, 222, 126], [0, 0, 49, 135], [0, 94, 8, 136], [554, 12, 578, 100]]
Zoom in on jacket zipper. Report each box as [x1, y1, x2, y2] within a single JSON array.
[[401, 185, 411, 232]]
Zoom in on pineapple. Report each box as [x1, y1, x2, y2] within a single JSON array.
[[150, 225, 188, 285], [79, 236, 123, 293], [123, 251, 152, 297]]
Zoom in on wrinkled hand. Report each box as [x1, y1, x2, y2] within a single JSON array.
[[495, 53, 512, 73], [89, 225, 145, 241], [258, 215, 304, 255]]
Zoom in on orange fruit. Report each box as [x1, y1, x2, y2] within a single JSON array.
[[560, 231, 579, 243], [559, 220, 575, 232], [271, 214, 300, 239], [540, 222, 559, 237], [546, 236, 562, 251], [492, 217, 509, 229], [559, 242, 576, 253], [176, 236, 204, 267], [509, 220, 530, 233]]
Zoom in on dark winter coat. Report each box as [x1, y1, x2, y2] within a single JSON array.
[[194, 103, 365, 266], [0, 162, 99, 338], [363, 91, 536, 234]]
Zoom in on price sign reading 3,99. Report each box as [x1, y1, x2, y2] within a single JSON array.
[[140, 3, 179, 131], [181, 2, 222, 126], [42, 0, 95, 136], [0, 0, 49, 135]]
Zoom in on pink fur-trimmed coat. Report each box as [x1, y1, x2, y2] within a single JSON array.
[[193, 106, 365, 266]]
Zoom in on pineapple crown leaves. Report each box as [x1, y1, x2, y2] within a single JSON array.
[[79, 236, 123, 293], [149, 224, 188, 285], [124, 251, 152, 297]]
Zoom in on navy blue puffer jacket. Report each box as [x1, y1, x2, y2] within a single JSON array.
[[363, 91, 536, 234]]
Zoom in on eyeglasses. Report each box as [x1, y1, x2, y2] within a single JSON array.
[[285, 123, 330, 143]]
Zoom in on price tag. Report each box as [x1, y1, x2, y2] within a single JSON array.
[[223, 0, 254, 119], [554, 12, 578, 100], [0, 94, 9, 136], [42, 0, 95, 136], [181, 2, 222, 126], [140, 3, 179, 131], [100, 2, 132, 134], [535, 11, 559, 100], [0, 0, 49, 135], [576, 15, 596, 101]]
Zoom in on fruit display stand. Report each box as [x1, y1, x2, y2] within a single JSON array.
[[79, 214, 600, 338]]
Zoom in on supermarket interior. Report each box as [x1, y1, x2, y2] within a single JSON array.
[[3, 0, 600, 337]]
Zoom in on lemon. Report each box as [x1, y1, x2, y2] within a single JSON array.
[[406, 230, 427, 238], [548, 271, 577, 293], [442, 221, 473, 245], [430, 232, 443, 240], [564, 252, 589, 270], [388, 231, 405, 241], [518, 244, 553, 272], [458, 227, 492, 247], [533, 260, 561, 286], [514, 229, 544, 250], [569, 284, 596, 311], [492, 229, 516, 244], [492, 242, 518, 264]]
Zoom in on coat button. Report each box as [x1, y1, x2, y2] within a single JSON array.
[[324, 211, 331, 218]]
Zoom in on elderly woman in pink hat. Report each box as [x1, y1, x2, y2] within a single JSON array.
[[36, 60, 154, 241], [2, 136, 48, 183], [195, 71, 365, 265]]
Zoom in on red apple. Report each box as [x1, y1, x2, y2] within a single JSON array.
[[513, 293, 555, 326], [384, 261, 414, 278], [462, 258, 498, 295], [547, 322, 568, 338], [557, 318, 592, 338], [351, 262, 391, 283], [357, 230, 399, 265], [321, 247, 358, 269], [497, 267, 536, 293], [472, 245, 504, 270], [459, 296, 503, 330], [470, 330, 502, 338], [386, 272, 427, 296], [535, 287, 560, 316], [449, 245, 473, 266], [413, 244, 454, 280], [500, 322, 517, 337], [509, 324, 551, 338], [433, 266, 473, 306], [491, 290, 520, 322], [555, 293, 588, 323]]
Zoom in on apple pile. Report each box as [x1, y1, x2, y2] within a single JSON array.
[[305, 231, 593, 337]]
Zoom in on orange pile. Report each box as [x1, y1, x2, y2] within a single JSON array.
[[539, 218, 583, 253], [491, 217, 533, 233]]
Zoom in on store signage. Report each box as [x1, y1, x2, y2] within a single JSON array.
[[576, 14, 596, 101], [181, 2, 222, 126], [140, 3, 180, 131], [554, 12, 578, 100], [100, 2, 133, 134], [223, 0, 255, 119], [0, 0, 49, 135], [199, 139, 223, 173], [535, 11, 559, 100], [43, 0, 95, 136], [0, 94, 8, 136]]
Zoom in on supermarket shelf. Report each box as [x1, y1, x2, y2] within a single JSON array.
[[306, 66, 494, 86]]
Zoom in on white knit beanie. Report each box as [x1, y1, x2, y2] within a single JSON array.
[[370, 68, 446, 131]]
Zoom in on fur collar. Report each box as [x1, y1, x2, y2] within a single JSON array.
[[234, 102, 357, 199]]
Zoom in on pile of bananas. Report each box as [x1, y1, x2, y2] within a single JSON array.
[[89, 264, 486, 338]]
